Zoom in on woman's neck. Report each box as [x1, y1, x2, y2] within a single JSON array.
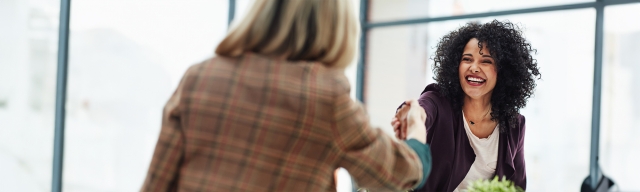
[[463, 94, 496, 138], [463, 95, 491, 115]]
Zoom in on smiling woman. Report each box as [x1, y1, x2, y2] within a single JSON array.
[[459, 38, 498, 134], [393, 20, 541, 192], [432, 20, 540, 133]]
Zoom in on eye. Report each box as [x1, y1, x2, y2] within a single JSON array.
[[462, 58, 471, 62], [482, 59, 493, 64]]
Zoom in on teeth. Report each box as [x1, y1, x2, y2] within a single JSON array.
[[467, 76, 485, 82]]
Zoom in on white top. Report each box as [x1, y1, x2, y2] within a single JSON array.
[[454, 111, 500, 191]]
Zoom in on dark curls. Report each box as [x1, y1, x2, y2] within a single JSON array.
[[432, 20, 541, 132]]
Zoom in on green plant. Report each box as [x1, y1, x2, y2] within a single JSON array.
[[466, 176, 524, 192]]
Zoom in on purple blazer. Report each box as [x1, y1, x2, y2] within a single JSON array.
[[410, 84, 526, 191]]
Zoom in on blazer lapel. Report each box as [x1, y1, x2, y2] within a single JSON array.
[[496, 131, 516, 179]]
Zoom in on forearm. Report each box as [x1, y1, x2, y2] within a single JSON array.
[[405, 139, 432, 189], [340, 129, 428, 191]]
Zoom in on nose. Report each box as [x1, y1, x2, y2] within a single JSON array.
[[469, 61, 480, 73]]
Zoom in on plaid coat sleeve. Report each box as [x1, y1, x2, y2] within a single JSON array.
[[332, 76, 425, 191], [141, 64, 197, 192]]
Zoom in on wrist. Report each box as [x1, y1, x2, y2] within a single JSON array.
[[406, 120, 426, 144], [407, 134, 426, 144]]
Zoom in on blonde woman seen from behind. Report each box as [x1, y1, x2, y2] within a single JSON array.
[[141, 0, 432, 191]]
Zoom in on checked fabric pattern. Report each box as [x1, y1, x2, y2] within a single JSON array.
[[142, 53, 424, 192]]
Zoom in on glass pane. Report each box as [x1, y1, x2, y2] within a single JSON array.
[[370, 0, 593, 22], [366, 9, 595, 191], [601, 3, 640, 191], [0, 0, 59, 191], [63, 1, 228, 191]]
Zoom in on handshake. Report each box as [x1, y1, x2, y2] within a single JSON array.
[[391, 100, 428, 144]]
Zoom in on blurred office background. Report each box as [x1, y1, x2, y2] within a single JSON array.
[[0, 0, 638, 191]]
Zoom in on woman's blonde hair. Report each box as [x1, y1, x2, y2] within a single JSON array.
[[215, 0, 359, 68]]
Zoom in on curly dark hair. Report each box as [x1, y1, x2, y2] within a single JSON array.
[[432, 20, 541, 132]]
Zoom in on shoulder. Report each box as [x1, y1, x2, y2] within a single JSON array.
[[175, 58, 211, 87], [419, 84, 444, 99], [208, 54, 238, 68], [418, 84, 449, 108], [517, 115, 526, 127], [319, 64, 347, 83], [185, 55, 236, 79], [314, 66, 351, 98]]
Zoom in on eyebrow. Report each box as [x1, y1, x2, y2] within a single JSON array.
[[462, 53, 493, 58]]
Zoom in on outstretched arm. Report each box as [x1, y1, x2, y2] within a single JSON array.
[[333, 93, 431, 191]]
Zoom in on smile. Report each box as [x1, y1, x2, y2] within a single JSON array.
[[465, 75, 486, 86]]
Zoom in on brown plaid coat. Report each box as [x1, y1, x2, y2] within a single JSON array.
[[142, 53, 425, 192]]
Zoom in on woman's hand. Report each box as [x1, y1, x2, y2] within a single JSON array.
[[392, 100, 427, 144], [392, 117, 403, 140]]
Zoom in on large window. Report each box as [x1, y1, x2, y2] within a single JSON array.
[[3, 0, 638, 191], [366, 9, 596, 191], [361, 0, 639, 191], [0, 0, 228, 191], [61, 1, 228, 191], [600, 4, 640, 191], [0, 0, 59, 191], [0, 0, 360, 191]]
